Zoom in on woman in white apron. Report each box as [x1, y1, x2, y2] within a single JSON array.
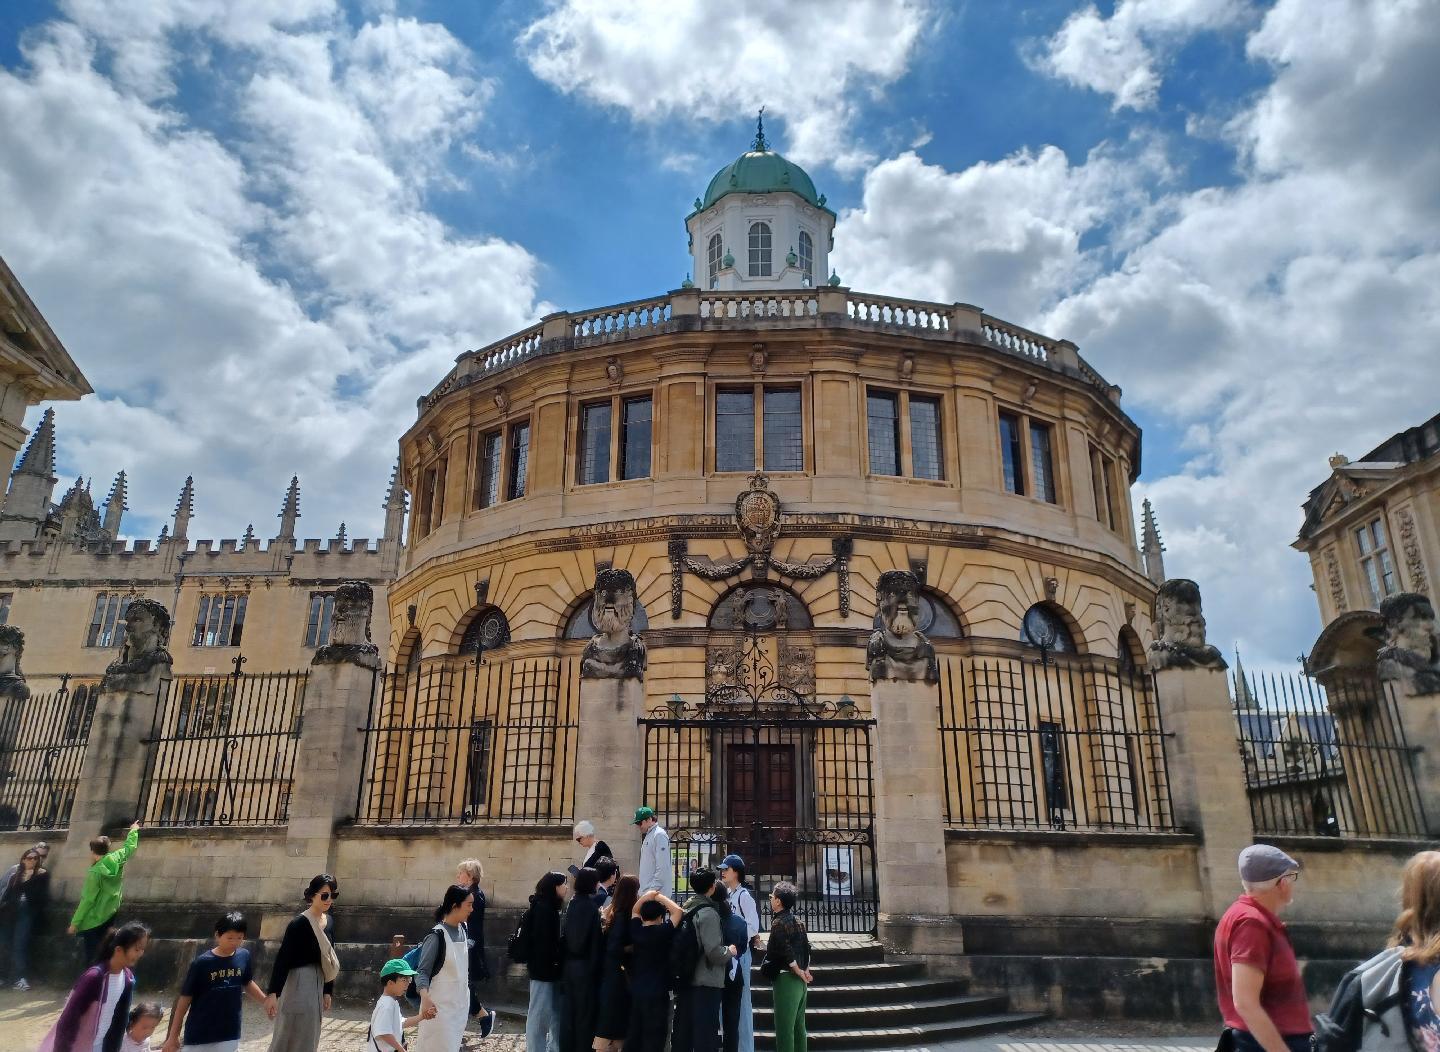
[[415, 885, 473, 1052]]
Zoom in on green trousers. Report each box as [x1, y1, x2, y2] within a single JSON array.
[[773, 971, 809, 1052]]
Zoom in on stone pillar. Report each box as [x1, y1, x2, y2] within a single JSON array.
[[285, 582, 382, 876], [573, 678, 647, 865], [1150, 578, 1250, 918], [67, 599, 174, 839], [866, 570, 956, 952], [575, 569, 649, 867], [1374, 592, 1440, 835]]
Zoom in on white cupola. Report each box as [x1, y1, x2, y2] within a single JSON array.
[[685, 114, 836, 292]]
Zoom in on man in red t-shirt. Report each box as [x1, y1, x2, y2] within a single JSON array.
[[1214, 845, 1312, 1052]]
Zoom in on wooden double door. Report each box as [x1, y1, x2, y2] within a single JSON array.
[[726, 742, 797, 875]]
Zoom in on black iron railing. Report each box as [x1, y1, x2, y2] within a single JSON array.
[[0, 675, 99, 831], [1234, 667, 1426, 839], [355, 655, 579, 825], [138, 661, 309, 827], [938, 649, 1176, 832]]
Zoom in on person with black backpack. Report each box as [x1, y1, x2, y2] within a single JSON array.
[[1316, 849, 1440, 1052], [513, 871, 567, 1052], [670, 868, 736, 1052]]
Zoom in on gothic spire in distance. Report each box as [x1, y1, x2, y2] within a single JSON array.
[[1141, 498, 1166, 585], [277, 475, 301, 541]]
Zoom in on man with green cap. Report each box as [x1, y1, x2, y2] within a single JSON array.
[[635, 806, 673, 899]]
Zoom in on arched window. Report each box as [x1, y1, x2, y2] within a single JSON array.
[[563, 593, 651, 639], [872, 588, 962, 638], [1020, 603, 1076, 653], [709, 583, 812, 631], [1118, 626, 1145, 673], [748, 222, 772, 277], [798, 230, 814, 286], [458, 607, 510, 655], [707, 233, 724, 288]]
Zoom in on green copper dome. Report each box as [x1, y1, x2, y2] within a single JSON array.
[[697, 148, 828, 213]]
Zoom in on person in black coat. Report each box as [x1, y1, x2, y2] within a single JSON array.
[[593, 875, 640, 1050], [524, 872, 567, 1052], [561, 868, 604, 1052], [573, 821, 613, 872]]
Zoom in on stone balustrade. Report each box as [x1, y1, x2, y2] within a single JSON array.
[[422, 286, 1115, 413]]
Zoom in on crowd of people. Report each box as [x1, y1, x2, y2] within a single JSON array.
[[509, 808, 811, 1052], [10, 807, 814, 1052]]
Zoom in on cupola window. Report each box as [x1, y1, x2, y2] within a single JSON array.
[[748, 222, 772, 277], [707, 233, 724, 288], [798, 230, 814, 286]]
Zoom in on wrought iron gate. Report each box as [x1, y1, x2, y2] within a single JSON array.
[[639, 629, 878, 934]]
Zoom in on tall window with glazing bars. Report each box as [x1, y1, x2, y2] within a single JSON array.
[[86, 592, 132, 647], [192, 593, 247, 648], [716, 386, 803, 473]]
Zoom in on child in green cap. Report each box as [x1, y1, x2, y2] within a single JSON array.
[[369, 958, 427, 1052]]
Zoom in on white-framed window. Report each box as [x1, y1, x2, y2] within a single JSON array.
[[707, 233, 724, 288], [1356, 517, 1397, 605], [192, 593, 247, 648], [798, 230, 814, 286], [748, 222, 772, 277], [305, 592, 335, 648], [86, 593, 132, 648]]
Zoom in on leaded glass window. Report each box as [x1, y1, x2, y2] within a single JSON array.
[[578, 402, 612, 485], [621, 397, 652, 480], [1356, 518, 1397, 604], [716, 390, 755, 472], [999, 413, 1024, 495], [763, 389, 803, 472], [192, 593, 247, 648], [477, 430, 502, 508], [1021, 604, 1075, 652], [798, 230, 813, 285], [85, 593, 131, 648], [508, 423, 530, 500], [305, 592, 335, 648], [867, 391, 900, 476], [1030, 422, 1057, 504], [910, 396, 942, 480], [707, 233, 724, 288]]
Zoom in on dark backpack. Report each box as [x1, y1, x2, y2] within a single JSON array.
[[403, 925, 449, 1007], [507, 907, 532, 964], [722, 911, 749, 987], [669, 899, 718, 989], [1313, 949, 1405, 1052]]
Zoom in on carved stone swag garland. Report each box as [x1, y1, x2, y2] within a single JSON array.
[[666, 473, 853, 619]]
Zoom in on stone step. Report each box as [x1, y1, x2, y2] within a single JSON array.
[[754, 1010, 1047, 1051], [756, 959, 928, 984], [753, 993, 1011, 1030], [750, 977, 970, 1008]]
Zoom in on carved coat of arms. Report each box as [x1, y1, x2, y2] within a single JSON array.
[[735, 473, 781, 555]]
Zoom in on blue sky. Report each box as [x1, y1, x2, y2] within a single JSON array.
[[1, 0, 1437, 668]]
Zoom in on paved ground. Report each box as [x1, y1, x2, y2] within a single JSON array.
[[4, 984, 1215, 1052]]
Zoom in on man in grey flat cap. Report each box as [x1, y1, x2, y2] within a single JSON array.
[[1213, 845, 1312, 1052]]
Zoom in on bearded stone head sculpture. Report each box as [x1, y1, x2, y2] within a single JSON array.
[[1377, 593, 1440, 695], [581, 568, 647, 681], [0, 625, 27, 701], [866, 569, 939, 684], [103, 597, 174, 691], [314, 580, 381, 668], [1149, 579, 1226, 671]]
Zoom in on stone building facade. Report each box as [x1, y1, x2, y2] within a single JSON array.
[[0, 412, 404, 692]]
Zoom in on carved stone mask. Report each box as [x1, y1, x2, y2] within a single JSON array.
[[122, 598, 171, 659], [592, 569, 637, 636], [876, 570, 922, 639], [330, 581, 374, 646]]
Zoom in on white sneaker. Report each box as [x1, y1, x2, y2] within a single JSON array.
[[13, 979, 29, 991]]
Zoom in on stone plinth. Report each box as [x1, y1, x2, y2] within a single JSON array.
[[573, 676, 646, 867], [67, 665, 171, 839], [1384, 676, 1440, 837], [872, 678, 951, 924], [1155, 665, 1253, 918]]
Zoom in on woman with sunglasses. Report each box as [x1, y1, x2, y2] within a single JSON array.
[[0, 844, 50, 990], [265, 875, 341, 1052]]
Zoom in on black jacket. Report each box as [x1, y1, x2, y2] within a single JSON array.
[[524, 895, 565, 982], [267, 913, 336, 997], [582, 841, 614, 870], [562, 893, 603, 971]]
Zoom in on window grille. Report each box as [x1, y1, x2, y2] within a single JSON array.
[[748, 222, 772, 277], [716, 390, 755, 472]]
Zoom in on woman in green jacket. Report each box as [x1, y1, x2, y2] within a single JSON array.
[[68, 822, 140, 962]]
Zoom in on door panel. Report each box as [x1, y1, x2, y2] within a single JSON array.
[[727, 743, 796, 875]]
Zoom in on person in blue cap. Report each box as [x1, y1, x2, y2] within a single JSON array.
[[718, 855, 759, 1052]]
